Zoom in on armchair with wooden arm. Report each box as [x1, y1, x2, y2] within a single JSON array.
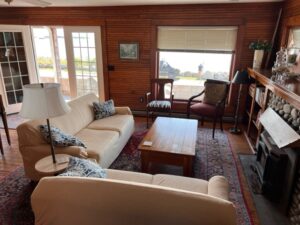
[[187, 79, 230, 139]]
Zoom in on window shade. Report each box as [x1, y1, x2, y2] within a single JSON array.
[[288, 29, 300, 48], [157, 26, 238, 52]]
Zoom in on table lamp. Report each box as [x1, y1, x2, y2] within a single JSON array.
[[19, 83, 71, 163], [229, 70, 250, 134]]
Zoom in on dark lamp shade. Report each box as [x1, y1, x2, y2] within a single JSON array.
[[232, 71, 250, 84]]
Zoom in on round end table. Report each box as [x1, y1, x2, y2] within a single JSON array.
[[35, 154, 70, 175]]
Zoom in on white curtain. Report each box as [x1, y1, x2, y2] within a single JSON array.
[[157, 26, 238, 52]]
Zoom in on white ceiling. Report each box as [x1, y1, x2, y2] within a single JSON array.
[[0, 0, 283, 7]]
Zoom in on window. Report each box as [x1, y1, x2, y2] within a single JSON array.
[[288, 27, 300, 48], [157, 26, 237, 100]]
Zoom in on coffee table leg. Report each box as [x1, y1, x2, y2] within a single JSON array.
[[141, 152, 149, 173], [183, 156, 194, 177]]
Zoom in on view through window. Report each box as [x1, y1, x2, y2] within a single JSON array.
[[32, 27, 70, 99], [157, 26, 237, 100], [159, 51, 232, 100]]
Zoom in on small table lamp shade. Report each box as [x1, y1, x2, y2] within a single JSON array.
[[232, 70, 250, 84], [20, 83, 71, 119]]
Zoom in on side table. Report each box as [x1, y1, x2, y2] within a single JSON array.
[[35, 154, 70, 175]]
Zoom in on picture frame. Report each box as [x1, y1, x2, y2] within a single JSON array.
[[119, 42, 139, 60]]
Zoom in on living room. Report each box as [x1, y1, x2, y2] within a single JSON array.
[[0, 0, 300, 224]]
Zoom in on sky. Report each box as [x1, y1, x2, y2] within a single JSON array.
[[160, 51, 232, 73]]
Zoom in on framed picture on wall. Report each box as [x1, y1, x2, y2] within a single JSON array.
[[119, 42, 139, 60]]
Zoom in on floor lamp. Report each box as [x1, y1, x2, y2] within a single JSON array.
[[19, 83, 71, 163], [229, 71, 250, 134]]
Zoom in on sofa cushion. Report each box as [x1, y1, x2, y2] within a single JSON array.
[[105, 169, 153, 184], [59, 157, 106, 178], [152, 174, 208, 194], [75, 128, 119, 167], [50, 93, 98, 135], [93, 100, 116, 120], [87, 114, 134, 135], [39, 125, 86, 148]]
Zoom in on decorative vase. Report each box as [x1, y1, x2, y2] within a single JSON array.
[[253, 50, 264, 69]]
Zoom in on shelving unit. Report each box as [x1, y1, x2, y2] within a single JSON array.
[[245, 68, 300, 152]]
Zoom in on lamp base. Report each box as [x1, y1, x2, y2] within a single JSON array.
[[229, 127, 241, 134]]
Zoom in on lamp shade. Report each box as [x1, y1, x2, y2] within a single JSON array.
[[19, 83, 71, 120], [232, 70, 250, 84]]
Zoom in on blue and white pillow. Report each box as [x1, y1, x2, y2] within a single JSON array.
[[93, 99, 116, 120], [59, 156, 107, 178], [39, 125, 86, 148]]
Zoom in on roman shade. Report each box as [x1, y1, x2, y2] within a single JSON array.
[[157, 26, 238, 52], [288, 28, 300, 48]]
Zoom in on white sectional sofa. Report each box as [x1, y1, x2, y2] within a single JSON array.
[[17, 93, 134, 181], [31, 169, 237, 225]]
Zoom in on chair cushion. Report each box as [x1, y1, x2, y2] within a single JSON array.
[[203, 82, 227, 105], [190, 102, 224, 117], [147, 100, 171, 109]]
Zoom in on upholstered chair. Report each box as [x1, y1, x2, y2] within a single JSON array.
[[187, 79, 230, 138], [146, 78, 174, 128]]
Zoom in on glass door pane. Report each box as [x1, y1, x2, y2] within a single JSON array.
[[0, 32, 29, 105], [72, 32, 98, 97], [0, 25, 37, 114], [64, 27, 104, 100], [32, 27, 71, 100]]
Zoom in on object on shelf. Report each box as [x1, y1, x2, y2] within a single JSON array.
[[255, 87, 265, 107], [249, 40, 271, 69], [253, 50, 264, 69], [255, 109, 262, 128], [272, 47, 300, 80]]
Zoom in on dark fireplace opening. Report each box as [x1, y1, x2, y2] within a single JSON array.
[[255, 130, 300, 217]]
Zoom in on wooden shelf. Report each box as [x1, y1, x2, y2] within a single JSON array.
[[245, 68, 300, 152], [252, 119, 260, 130]]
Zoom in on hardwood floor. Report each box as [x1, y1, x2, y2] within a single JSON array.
[[0, 116, 253, 179]]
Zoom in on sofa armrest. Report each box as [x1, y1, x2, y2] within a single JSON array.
[[21, 144, 88, 159], [207, 176, 229, 200], [115, 107, 132, 115]]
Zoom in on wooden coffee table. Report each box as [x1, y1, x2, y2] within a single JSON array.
[[138, 117, 198, 176]]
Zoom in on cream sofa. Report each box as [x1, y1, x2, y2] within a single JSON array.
[[17, 93, 135, 181], [32, 169, 237, 225]]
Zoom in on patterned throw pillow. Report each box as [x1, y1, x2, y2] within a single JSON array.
[[93, 99, 116, 120], [39, 125, 86, 148], [59, 157, 107, 178], [203, 82, 227, 105]]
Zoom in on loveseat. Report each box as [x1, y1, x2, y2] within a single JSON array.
[[32, 169, 237, 225], [17, 93, 134, 181]]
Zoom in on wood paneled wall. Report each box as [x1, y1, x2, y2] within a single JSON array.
[[0, 3, 282, 112]]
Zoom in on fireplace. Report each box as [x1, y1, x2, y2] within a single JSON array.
[[257, 108, 300, 216]]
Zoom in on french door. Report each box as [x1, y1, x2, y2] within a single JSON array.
[[0, 25, 37, 114], [64, 26, 104, 101]]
